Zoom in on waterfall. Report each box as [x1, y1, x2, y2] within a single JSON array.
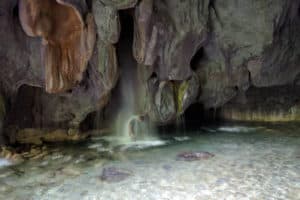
[[112, 10, 157, 144]]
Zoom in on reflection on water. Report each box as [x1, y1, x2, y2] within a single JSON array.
[[0, 158, 11, 167], [0, 123, 300, 200]]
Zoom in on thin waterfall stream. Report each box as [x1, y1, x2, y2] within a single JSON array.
[[112, 11, 159, 147]]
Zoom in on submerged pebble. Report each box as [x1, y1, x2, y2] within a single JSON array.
[[162, 164, 172, 171], [100, 167, 132, 183], [176, 151, 215, 161], [215, 178, 229, 185]]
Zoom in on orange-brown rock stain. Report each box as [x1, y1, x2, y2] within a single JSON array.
[[19, 0, 96, 93]]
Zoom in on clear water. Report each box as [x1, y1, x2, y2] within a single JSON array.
[[0, 124, 299, 200]]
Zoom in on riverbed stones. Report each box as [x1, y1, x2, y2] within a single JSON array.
[[0, 146, 24, 163]]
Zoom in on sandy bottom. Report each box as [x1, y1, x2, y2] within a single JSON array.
[[0, 124, 299, 200]]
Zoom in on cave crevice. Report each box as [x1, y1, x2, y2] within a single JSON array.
[[190, 47, 205, 71]]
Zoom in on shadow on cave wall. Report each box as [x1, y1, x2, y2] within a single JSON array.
[[5, 85, 70, 130], [158, 103, 222, 135], [190, 47, 205, 71]]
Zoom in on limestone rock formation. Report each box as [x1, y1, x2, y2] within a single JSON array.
[[1, 0, 300, 143], [136, 0, 300, 123], [196, 0, 299, 108], [220, 86, 300, 122], [0, 0, 122, 131], [134, 0, 209, 81]]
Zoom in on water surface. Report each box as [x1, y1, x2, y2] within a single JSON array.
[[0, 123, 299, 200]]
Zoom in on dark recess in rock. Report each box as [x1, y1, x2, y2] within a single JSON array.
[[190, 47, 205, 71]]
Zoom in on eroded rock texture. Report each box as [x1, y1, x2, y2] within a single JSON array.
[[220, 86, 300, 122], [1, 0, 300, 143], [135, 0, 300, 123], [197, 0, 299, 108], [134, 0, 207, 123], [134, 0, 209, 80], [0, 0, 122, 133]]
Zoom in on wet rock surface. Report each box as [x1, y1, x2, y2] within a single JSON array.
[[0, 145, 53, 164], [176, 151, 215, 161], [8, 128, 90, 145]]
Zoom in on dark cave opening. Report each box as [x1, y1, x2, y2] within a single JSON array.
[[159, 103, 221, 135], [183, 103, 221, 128], [6, 85, 69, 131], [12, 4, 18, 18], [6, 85, 37, 129], [190, 47, 205, 71]]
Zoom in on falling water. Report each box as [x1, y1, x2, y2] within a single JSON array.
[[175, 114, 187, 136], [112, 11, 158, 146]]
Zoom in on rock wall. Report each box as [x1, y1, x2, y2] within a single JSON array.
[[0, 93, 5, 144], [1, 0, 300, 140], [220, 86, 300, 122], [133, 0, 300, 123]]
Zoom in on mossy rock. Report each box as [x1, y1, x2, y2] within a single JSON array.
[[174, 74, 200, 116], [175, 81, 189, 115]]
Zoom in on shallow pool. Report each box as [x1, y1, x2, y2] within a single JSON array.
[[0, 124, 299, 200]]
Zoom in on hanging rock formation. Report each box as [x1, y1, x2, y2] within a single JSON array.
[[19, 0, 96, 93], [0, 0, 123, 132], [134, 0, 209, 81]]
